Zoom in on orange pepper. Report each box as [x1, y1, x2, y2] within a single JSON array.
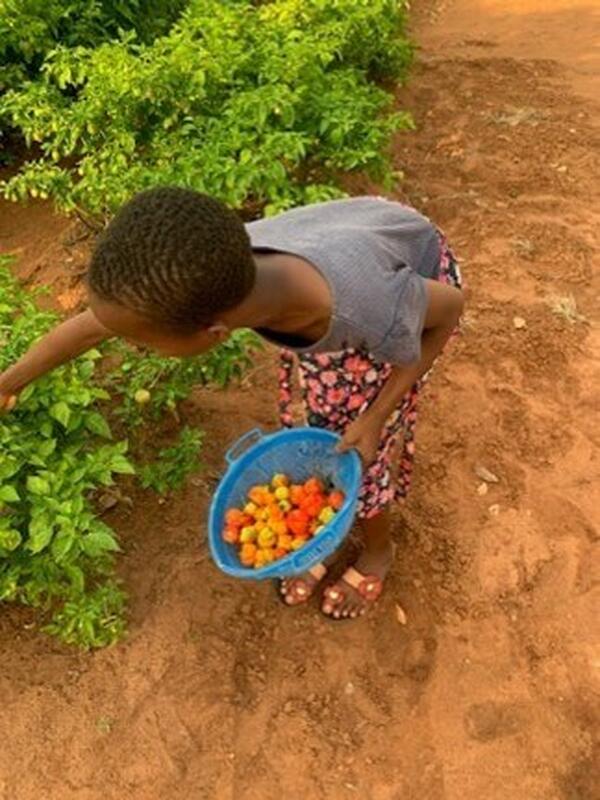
[[287, 509, 310, 537], [277, 533, 294, 550], [271, 519, 288, 536], [300, 492, 325, 519], [329, 490, 345, 511], [290, 485, 305, 506], [267, 503, 284, 522], [304, 477, 325, 495], [248, 487, 267, 506], [240, 543, 257, 566], [225, 508, 246, 528], [222, 527, 239, 544]]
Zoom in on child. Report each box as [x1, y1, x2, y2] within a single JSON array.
[[0, 188, 463, 619]]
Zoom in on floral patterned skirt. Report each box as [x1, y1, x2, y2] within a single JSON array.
[[277, 233, 462, 519]]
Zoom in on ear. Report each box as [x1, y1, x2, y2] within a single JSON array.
[[207, 322, 230, 342]]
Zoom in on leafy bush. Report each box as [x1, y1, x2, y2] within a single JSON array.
[[108, 329, 260, 425], [139, 426, 203, 494], [0, 0, 413, 217], [0, 257, 259, 646], [0, 0, 187, 91], [0, 259, 134, 647]]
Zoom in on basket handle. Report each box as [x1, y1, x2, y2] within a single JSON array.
[[225, 427, 264, 465]]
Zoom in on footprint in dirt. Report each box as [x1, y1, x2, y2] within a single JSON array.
[[374, 613, 439, 688], [464, 701, 526, 742], [402, 635, 438, 683]]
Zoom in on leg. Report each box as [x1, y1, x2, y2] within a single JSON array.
[[321, 508, 394, 619]]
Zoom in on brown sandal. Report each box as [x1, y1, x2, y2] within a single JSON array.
[[278, 563, 327, 606], [322, 566, 384, 619]]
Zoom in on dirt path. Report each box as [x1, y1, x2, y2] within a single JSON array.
[[1, 1, 598, 798]]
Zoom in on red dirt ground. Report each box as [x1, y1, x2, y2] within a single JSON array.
[[0, 1, 598, 798]]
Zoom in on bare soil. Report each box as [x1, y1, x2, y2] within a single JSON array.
[[0, 1, 598, 798]]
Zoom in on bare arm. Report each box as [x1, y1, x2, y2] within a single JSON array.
[[364, 280, 464, 423], [0, 309, 111, 408], [338, 279, 464, 464]]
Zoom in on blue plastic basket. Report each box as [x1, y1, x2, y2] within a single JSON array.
[[208, 426, 362, 580]]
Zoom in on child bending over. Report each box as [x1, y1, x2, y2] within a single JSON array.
[[0, 188, 463, 619]]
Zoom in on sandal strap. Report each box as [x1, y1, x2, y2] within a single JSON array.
[[285, 563, 327, 601], [341, 567, 383, 602]]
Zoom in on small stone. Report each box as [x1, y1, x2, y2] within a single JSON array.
[[513, 316, 527, 330], [477, 482, 489, 496], [344, 682, 355, 696], [283, 700, 294, 714], [395, 603, 408, 625], [488, 504, 501, 516], [97, 492, 118, 512], [556, 165, 568, 173], [475, 465, 500, 483], [413, 578, 423, 588], [96, 716, 115, 734], [240, 603, 251, 615]]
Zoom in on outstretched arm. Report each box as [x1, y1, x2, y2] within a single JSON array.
[[0, 309, 111, 410]]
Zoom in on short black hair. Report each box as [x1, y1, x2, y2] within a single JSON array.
[[88, 187, 256, 330]]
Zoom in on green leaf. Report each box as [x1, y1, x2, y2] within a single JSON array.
[[0, 486, 20, 503], [27, 516, 54, 553], [50, 401, 71, 428], [109, 455, 135, 475], [51, 530, 75, 561], [64, 564, 85, 593], [26, 476, 50, 496], [82, 530, 121, 558], [0, 528, 22, 552], [85, 412, 112, 439]]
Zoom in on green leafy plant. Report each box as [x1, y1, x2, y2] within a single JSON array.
[[139, 426, 203, 494], [1, 0, 413, 217], [108, 329, 261, 425], [0, 0, 187, 91], [0, 258, 133, 648], [0, 257, 259, 647]]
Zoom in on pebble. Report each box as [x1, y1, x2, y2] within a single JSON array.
[[513, 316, 527, 330], [477, 482, 489, 496], [97, 492, 118, 511], [283, 700, 294, 714], [344, 682, 355, 696], [475, 465, 500, 483], [395, 603, 408, 625], [488, 504, 501, 516]]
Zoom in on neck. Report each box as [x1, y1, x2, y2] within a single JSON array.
[[221, 253, 331, 340]]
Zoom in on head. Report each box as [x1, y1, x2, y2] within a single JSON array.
[[87, 187, 256, 356]]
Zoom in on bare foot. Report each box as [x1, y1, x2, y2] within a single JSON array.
[[321, 541, 393, 619], [279, 563, 327, 606]]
